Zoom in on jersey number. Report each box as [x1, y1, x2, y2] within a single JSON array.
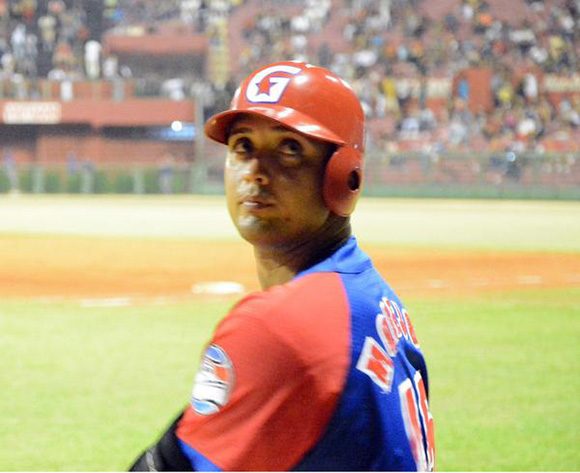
[[398, 371, 435, 471]]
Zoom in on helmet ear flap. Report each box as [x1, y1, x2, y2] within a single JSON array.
[[322, 146, 363, 217]]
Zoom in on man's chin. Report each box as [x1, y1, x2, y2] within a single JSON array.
[[235, 215, 274, 240]]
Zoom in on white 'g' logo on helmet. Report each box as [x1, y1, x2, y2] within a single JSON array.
[[245, 64, 302, 103]]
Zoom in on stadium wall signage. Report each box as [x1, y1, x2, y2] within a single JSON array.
[[3, 102, 62, 124]]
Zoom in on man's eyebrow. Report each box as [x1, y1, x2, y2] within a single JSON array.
[[228, 126, 252, 137]]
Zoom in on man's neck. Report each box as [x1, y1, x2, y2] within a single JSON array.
[[253, 220, 351, 289]]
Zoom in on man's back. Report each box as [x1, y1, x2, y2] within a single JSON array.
[[177, 237, 435, 471]]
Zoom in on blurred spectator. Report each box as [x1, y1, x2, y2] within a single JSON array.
[[158, 151, 176, 194], [519, 72, 539, 104], [66, 151, 79, 177], [84, 39, 101, 80], [161, 77, 186, 100], [38, 12, 57, 52], [558, 98, 580, 128], [2, 147, 18, 192], [103, 54, 119, 79]]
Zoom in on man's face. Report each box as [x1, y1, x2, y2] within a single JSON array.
[[224, 114, 333, 248]]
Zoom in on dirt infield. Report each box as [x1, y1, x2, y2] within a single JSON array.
[[1, 235, 578, 300]]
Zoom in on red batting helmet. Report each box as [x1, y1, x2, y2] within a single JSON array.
[[204, 61, 365, 217]]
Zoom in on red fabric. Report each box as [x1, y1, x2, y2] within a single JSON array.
[[177, 272, 351, 471]]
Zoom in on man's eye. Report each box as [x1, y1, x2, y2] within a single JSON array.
[[280, 139, 302, 155], [231, 138, 252, 155], [278, 139, 303, 165]]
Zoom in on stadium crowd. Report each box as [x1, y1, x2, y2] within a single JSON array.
[[232, 0, 579, 155], [0, 0, 577, 155]]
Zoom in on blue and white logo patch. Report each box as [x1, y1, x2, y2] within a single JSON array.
[[191, 344, 235, 415]]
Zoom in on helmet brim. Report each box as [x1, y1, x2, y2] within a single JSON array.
[[204, 105, 346, 146]]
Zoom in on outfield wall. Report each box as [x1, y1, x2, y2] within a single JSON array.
[[1, 150, 578, 200]]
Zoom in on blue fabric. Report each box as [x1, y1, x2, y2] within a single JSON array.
[[179, 439, 222, 471], [293, 236, 428, 470]]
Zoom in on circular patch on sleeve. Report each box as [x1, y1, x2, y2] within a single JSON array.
[[191, 344, 235, 415]]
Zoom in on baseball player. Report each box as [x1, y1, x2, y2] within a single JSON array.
[[130, 61, 435, 471]]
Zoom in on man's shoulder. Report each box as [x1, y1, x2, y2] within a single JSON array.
[[222, 272, 351, 349], [234, 272, 345, 319]]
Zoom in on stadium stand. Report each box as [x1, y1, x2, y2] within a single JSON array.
[[0, 0, 577, 197]]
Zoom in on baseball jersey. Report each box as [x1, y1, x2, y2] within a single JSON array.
[[176, 236, 435, 471]]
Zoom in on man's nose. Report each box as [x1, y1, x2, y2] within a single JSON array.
[[242, 156, 270, 185]]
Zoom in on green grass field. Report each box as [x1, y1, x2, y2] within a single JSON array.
[[0, 298, 227, 471], [1, 291, 578, 471], [1, 196, 579, 471]]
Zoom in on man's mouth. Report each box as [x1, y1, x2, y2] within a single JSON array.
[[240, 198, 273, 210]]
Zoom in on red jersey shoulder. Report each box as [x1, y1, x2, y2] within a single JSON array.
[[229, 272, 347, 318], [179, 272, 352, 470], [218, 272, 352, 374]]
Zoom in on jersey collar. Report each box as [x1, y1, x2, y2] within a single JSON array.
[[296, 236, 372, 279]]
